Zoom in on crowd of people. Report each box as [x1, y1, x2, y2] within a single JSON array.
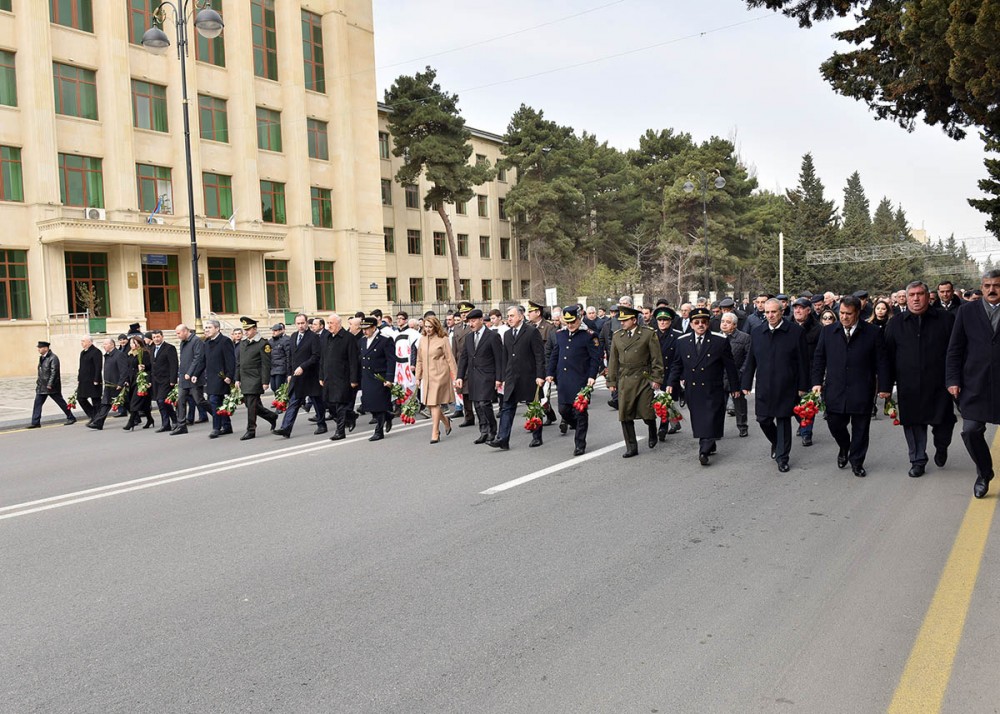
[[28, 272, 1000, 498]]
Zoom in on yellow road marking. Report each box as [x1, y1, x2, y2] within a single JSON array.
[[887, 428, 1000, 713]]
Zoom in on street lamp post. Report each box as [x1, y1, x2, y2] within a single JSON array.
[[140, 2, 224, 333], [683, 170, 726, 297]]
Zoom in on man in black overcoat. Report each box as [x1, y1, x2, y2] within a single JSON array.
[[489, 305, 545, 451], [811, 295, 889, 477], [456, 309, 504, 444], [77, 335, 104, 422], [274, 313, 323, 438], [87, 338, 129, 430], [882, 280, 956, 478], [358, 316, 395, 441], [946, 269, 1000, 497], [203, 319, 236, 438], [791, 297, 822, 446], [741, 298, 810, 472], [172, 323, 210, 435], [319, 314, 360, 441], [150, 329, 179, 432]]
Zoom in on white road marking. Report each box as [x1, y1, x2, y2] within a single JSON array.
[[0, 423, 425, 521], [480, 443, 621, 495]]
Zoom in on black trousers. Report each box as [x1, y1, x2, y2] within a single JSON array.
[[328, 401, 349, 434], [826, 412, 872, 468], [244, 393, 276, 432], [732, 394, 748, 429], [903, 420, 955, 467], [281, 392, 325, 431], [156, 398, 176, 428], [78, 396, 97, 421], [758, 416, 792, 464], [558, 403, 588, 450], [31, 392, 71, 426], [961, 419, 994, 480], [698, 437, 716, 456], [473, 400, 497, 438]]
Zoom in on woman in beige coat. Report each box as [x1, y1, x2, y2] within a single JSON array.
[[415, 315, 457, 443]]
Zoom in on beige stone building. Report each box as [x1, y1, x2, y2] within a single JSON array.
[[0, 0, 529, 376]]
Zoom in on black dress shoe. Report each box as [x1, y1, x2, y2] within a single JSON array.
[[155, 425, 171, 433], [560, 422, 569, 436], [853, 466, 867, 478], [573, 446, 586, 456], [329, 432, 345, 441], [240, 431, 255, 441], [208, 430, 221, 439], [384, 419, 392, 433], [273, 427, 290, 438], [908, 465, 925, 478], [473, 434, 489, 444], [727, 408, 736, 417], [934, 448, 948, 468], [699, 453, 710, 466], [26, 424, 40, 429], [707, 444, 716, 455], [529, 437, 542, 448], [974, 475, 990, 499], [314, 425, 328, 435], [738, 426, 748, 438], [487, 439, 509, 450], [657, 427, 667, 442], [194, 417, 209, 424], [837, 447, 849, 469], [308, 416, 319, 423], [218, 427, 233, 436], [86, 422, 102, 430], [678, 399, 686, 408], [801, 435, 813, 447], [170, 426, 187, 435], [459, 420, 476, 428], [622, 449, 638, 458], [777, 462, 790, 473], [368, 433, 384, 442], [607, 398, 618, 410], [347, 420, 356, 433], [770, 445, 776, 460], [64, 418, 77, 426], [668, 423, 681, 434]]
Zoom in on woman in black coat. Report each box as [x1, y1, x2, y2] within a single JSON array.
[[124, 336, 154, 430]]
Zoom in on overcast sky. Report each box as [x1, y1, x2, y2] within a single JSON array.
[[373, 0, 994, 258]]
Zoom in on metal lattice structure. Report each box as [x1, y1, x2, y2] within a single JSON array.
[[806, 244, 929, 265]]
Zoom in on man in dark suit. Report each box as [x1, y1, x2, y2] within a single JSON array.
[[937, 280, 964, 312], [742, 298, 810, 472], [546, 306, 602, 456], [149, 329, 179, 432], [456, 308, 504, 445], [811, 295, 888, 477], [946, 269, 1000, 497], [791, 297, 822, 446], [720, 312, 751, 438], [87, 338, 129, 430], [274, 313, 323, 438], [319, 313, 360, 441], [489, 305, 545, 451], [358, 316, 396, 441], [450, 301, 475, 426], [203, 319, 236, 438], [76, 335, 104, 422], [171, 323, 210, 435]]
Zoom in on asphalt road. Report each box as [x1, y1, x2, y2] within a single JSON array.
[[2, 400, 998, 713]]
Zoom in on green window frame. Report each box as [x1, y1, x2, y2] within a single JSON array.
[[195, 0, 225, 66], [202, 172, 232, 219], [383, 227, 394, 253], [433, 232, 446, 256], [477, 194, 488, 217], [481, 279, 492, 301], [408, 277, 423, 303], [260, 180, 286, 224], [315, 261, 336, 311], [311, 187, 332, 228], [129, 0, 158, 45], [435, 278, 449, 302], [132, 79, 168, 132], [457, 233, 468, 257], [51, 0, 94, 32], [378, 132, 390, 160], [497, 166, 507, 182], [307, 118, 328, 160], [1, 147, 24, 202], [208, 257, 238, 313], [136, 164, 172, 214], [386, 277, 397, 304], [404, 184, 419, 209], [381, 179, 392, 206], [479, 235, 491, 259], [498, 197, 507, 221], [407, 229, 421, 255], [53, 62, 97, 120], [65, 251, 109, 317], [501, 279, 512, 301], [265, 258, 289, 310], [301, 10, 325, 93], [455, 200, 467, 216], [251, 0, 278, 80], [198, 95, 228, 143], [518, 239, 529, 261], [0, 0, 11, 11], [0, 249, 30, 320], [58, 153, 103, 207], [500, 237, 511, 260], [0, 50, 14, 107], [256, 107, 282, 152]]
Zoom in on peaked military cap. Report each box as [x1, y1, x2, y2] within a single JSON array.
[[456, 301, 475, 314], [689, 307, 712, 321], [527, 300, 544, 312], [654, 307, 676, 321], [240, 316, 258, 330], [562, 305, 580, 323], [361, 316, 378, 329], [618, 306, 640, 320]]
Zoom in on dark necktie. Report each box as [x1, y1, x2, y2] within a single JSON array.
[[474, 330, 481, 350], [696, 336, 705, 356], [154, 345, 160, 359], [297, 333, 302, 347], [512, 328, 518, 341]]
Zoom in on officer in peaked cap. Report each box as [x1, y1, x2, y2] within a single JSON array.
[[607, 305, 663, 458], [451, 302, 476, 426], [545, 305, 602, 456], [527, 299, 559, 427], [653, 306, 683, 440], [234, 316, 277, 440]]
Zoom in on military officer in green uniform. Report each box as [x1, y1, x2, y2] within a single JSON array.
[[234, 316, 278, 440], [607, 305, 664, 458]]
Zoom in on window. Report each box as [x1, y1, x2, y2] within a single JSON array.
[[136, 164, 172, 214], [460, 279, 470, 299], [265, 258, 289, 310], [500, 237, 511, 260], [198, 95, 228, 142], [404, 183, 419, 209], [131, 80, 168, 132], [521, 280, 531, 298], [409, 277, 423, 303], [301, 10, 325, 93], [260, 180, 286, 224], [433, 232, 446, 256], [497, 166, 507, 182], [481, 280, 492, 301], [256, 107, 282, 152], [477, 194, 488, 217], [0, 51, 15, 107], [251, 0, 278, 80], [53, 63, 97, 120], [0, 249, 30, 319], [51, 0, 94, 32], [307, 118, 328, 160], [455, 199, 467, 216], [315, 261, 336, 310], [195, 0, 225, 66], [518, 239, 529, 261], [0, 0, 10, 10], [208, 257, 237, 313], [457, 233, 468, 257], [58, 154, 103, 207], [129, 0, 157, 45], [479, 235, 491, 259], [378, 132, 390, 160], [498, 197, 507, 221], [65, 251, 109, 316], [202, 172, 232, 218], [435, 278, 449, 302], [383, 227, 394, 253], [1, 147, 24, 202], [501, 280, 512, 301], [381, 179, 392, 206], [311, 187, 332, 228], [407, 229, 421, 255], [386, 277, 397, 304], [476, 154, 487, 167]]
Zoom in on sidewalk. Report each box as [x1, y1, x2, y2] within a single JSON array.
[[0, 375, 132, 431]]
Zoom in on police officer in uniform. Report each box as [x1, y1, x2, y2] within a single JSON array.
[[653, 306, 683, 440], [234, 317, 278, 440], [667, 307, 740, 466], [607, 306, 664, 458], [546, 305, 603, 456], [359, 316, 396, 441]]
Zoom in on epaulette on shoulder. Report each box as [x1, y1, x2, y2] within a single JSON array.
[[677, 332, 693, 340], [711, 331, 725, 338]]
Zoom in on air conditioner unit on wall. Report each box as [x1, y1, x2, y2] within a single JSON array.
[[85, 208, 107, 221], [150, 217, 165, 225]]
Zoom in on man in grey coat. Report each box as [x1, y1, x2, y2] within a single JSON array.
[[29, 341, 75, 428], [171, 323, 210, 435], [268, 323, 291, 392]]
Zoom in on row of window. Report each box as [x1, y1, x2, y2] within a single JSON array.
[[380, 179, 508, 219], [384, 277, 530, 305], [383, 228, 527, 261], [377, 133, 509, 182]]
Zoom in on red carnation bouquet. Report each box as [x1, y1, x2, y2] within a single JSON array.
[[884, 397, 899, 426], [573, 385, 594, 413], [108, 384, 127, 413], [376, 374, 409, 404], [653, 391, 683, 423], [134, 367, 150, 397], [793, 392, 824, 427], [216, 383, 243, 417], [270, 381, 289, 412], [399, 388, 421, 424], [524, 386, 545, 431], [164, 385, 178, 407], [66, 389, 78, 411]]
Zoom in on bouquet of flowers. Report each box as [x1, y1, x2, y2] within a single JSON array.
[[164, 385, 179, 407], [134, 367, 150, 397], [66, 389, 78, 411], [109, 384, 128, 413], [270, 381, 289, 412], [573, 385, 594, 413], [884, 397, 899, 426], [793, 392, 824, 427], [217, 383, 243, 417], [376, 374, 409, 404], [399, 388, 421, 424], [523, 386, 545, 431], [653, 391, 683, 423]]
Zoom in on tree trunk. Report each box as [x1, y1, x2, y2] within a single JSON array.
[[437, 205, 463, 302]]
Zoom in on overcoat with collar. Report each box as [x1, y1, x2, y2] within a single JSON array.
[[499, 321, 545, 404], [150, 341, 179, 401], [946, 300, 1000, 424], [741, 320, 809, 418], [608, 325, 664, 421], [287, 329, 322, 398], [319, 327, 361, 405], [457, 325, 504, 402], [77, 344, 104, 400], [359, 331, 395, 412], [667, 331, 738, 438], [884, 307, 955, 426], [811, 319, 888, 414]]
